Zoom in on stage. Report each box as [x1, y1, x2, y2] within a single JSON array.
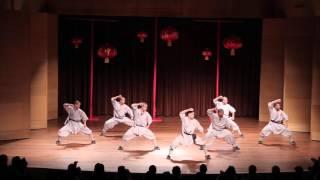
[[0, 117, 319, 174]]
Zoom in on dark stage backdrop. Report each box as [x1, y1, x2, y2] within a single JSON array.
[[58, 19, 91, 116], [156, 19, 217, 116], [58, 16, 262, 118], [219, 20, 262, 117], [93, 18, 154, 116]]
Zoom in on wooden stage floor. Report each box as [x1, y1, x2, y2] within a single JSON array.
[[0, 117, 319, 174]]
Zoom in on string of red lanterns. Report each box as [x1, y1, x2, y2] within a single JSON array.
[[72, 29, 243, 65]]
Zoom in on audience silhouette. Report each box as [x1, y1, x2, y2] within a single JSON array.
[[1, 154, 320, 180]]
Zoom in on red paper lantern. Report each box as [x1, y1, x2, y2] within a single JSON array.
[[97, 44, 117, 63], [202, 48, 213, 61], [71, 37, 83, 48], [160, 27, 179, 47], [137, 31, 148, 43], [223, 36, 243, 56]]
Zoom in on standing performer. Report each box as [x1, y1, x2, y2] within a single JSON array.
[[202, 108, 240, 151], [56, 100, 95, 145], [167, 108, 210, 160], [101, 95, 134, 135], [258, 99, 296, 145], [213, 96, 243, 137], [118, 102, 160, 151]]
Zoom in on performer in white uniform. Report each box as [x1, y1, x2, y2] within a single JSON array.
[[118, 102, 160, 151], [167, 108, 210, 160], [56, 100, 95, 145], [258, 99, 296, 145], [101, 95, 134, 135], [202, 108, 240, 151], [213, 96, 243, 137]]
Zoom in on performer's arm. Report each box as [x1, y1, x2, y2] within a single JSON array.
[[213, 96, 223, 105], [146, 113, 152, 128], [111, 95, 122, 102], [63, 103, 73, 113], [207, 108, 216, 116], [111, 95, 122, 110], [229, 105, 236, 120], [131, 103, 140, 110], [196, 122, 204, 133], [127, 106, 134, 119], [179, 108, 194, 119], [80, 110, 89, 127], [268, 99, 281, 110]]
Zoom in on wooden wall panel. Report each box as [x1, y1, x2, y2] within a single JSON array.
[[47, 15, 58, 120], [283, 18, 313, 132], [259, 19, 285, 122], [0, 12, 31, 139], [311, 17, 320, 140], [29, 13, 48, 129]]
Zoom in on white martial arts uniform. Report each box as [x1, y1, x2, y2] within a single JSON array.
[[170, 113, 204, 148], [202, 110, 238, 147], [102, 99, 134, 133], [260, 103, 292, 137], [122, 104, 156, 141], [213, 100, 241, 133], [58, 104, 93, 137]]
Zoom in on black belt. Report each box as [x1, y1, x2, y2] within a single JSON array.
[[114, 115, 125, 119], [271, 120, 283, 124], [69, 119, 81, 122], [184, 132, 197, 144], [135, 124, 146, 127]]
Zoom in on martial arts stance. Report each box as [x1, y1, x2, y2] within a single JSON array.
[[118, 102, 160, 151], [201, 108, 240, 151], [101, 95, 134, 135], [56, 100, 95, 145], [258, 99, 296, 145], [213, 96, 243, 137], [167, 108, 210, 160]]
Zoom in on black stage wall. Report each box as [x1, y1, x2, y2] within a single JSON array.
[[58, 16, 261, 118]]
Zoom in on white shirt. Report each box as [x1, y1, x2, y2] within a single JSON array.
[[179, 113, 203, 134], [132, 104, 152, 127], [213, 100, 236, 118], [268, 103, 288, 122], [64, 104, 88, 122], [112, 99, 133, 119], [207, 110, 230, 131]]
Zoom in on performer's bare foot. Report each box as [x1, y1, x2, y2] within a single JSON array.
[[153, 146, 160, 150], [166, 155, 171, 159], [91, 140, 96, 144], [56, 140, 61, 145], [205, 155, 211, 160], [233, 146, 240, 151], [118, 146, 123, 150]]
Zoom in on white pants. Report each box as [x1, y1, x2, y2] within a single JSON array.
[[122, 126, 156, 141], [228, 119, 241, 131], [170, 133, 201, 148], [58, 121, 92, 137], [260, 122, 292, 137], [102, 117, 133, 133], [202, 129, 237, 146]]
